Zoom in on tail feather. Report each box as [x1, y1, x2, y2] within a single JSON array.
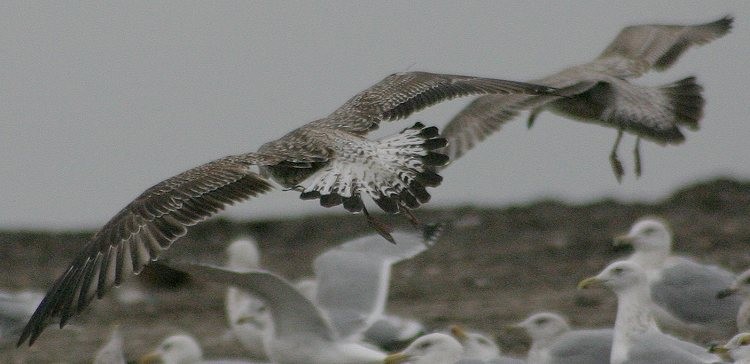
[[299, 122, 448, 214], [662, 76, 704, 130]]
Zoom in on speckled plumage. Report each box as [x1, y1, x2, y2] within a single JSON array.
[[18, 71, 556, 346]]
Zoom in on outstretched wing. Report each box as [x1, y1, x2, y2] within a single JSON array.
[[319, 71, 559, 134], [597, 16, 733, 77], [439, 75, 592, 162], [18, 153, 275, 346]]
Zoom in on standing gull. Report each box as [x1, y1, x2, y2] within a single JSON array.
[[383, 333, 465, 364], [18, 71, 556, 346], [716, 267, 750, 333], [224, 237, 270, 360], [92, 326, 126, 364], [578, 260, 723, 364], [513, 312, 612, 364], [440, 16, 732, 181], [615, 217, 742, 338], [710, 333, 750, 364]]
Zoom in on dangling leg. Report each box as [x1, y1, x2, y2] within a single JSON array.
[[400, 205, 421, 227], [609, 129, 624, 183], [633, 137, 642, 178], [527, 108, 542, 129], [362, 205, 395, 244]]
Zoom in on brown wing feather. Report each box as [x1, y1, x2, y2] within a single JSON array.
[[321, 71, 559, 134], [18, 153, 274, 346], [598, 16, 732, 75]]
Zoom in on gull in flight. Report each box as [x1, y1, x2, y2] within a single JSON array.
[[17, 71, 556, 346], [440, 16, 732, 181]]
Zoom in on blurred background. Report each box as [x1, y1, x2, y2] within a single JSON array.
[[1, 1, 748, 229]]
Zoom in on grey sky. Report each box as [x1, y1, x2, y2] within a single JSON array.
[[1, 1, 748, 229]]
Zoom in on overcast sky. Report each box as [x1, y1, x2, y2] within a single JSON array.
[[1, 1, 748, 229]]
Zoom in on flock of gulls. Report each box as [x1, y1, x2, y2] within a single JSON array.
[[2, 15, 743, 363]]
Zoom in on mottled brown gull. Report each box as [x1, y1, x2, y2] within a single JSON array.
[[18, 71, 555, 346], [441, 16, 732, 181]]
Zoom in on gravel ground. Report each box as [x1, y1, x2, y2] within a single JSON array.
[[2, 178, 749, 363]]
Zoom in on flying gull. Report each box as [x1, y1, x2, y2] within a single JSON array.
[[18, 71, 556, 346], [440, 16, 732, 181], [615, 217, 742, 338], [578, 260, 723, 364]]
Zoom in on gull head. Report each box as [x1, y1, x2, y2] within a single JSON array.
[[449, 325, 500, 360], [226, 237, 260, 270], [514, 312, 571, 343], [578, 261, 647, 293], [613, 218, 672, 253], [383, 333, 463, 364], [710, 333, 750, 361], [138, 334, 202, 364], [718, 268, 750, 299]]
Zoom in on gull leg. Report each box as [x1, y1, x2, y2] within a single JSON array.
[[609, 130, 624, 183], [633, 137, 642, 178], [362, 205, 395, 244], [401, 205, 421, 227]]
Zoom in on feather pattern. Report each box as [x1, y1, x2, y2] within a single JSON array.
[[440, 16, 731, 162]]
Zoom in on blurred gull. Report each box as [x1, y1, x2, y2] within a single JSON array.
[[383, 333, 464, 364], [224, 237, 270, 360], [440, 16, 732, 181], [716, 267, 750, 333], [578, 260, 723, 364], [171, 225, 442, 364], [710, 332, 750, 364], [514, 312, 612, 364], [615, 217, 742, 338], [139, 333, 265, 364], [93, 325, 126, 364], [0, 290, 43, 346]]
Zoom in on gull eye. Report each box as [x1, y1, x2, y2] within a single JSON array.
[[642, 227, 657, 235], [417, 341, 433, 350], [534, 318, 549, 325], [741, 336, 750, 346], [477, 337, 491, 345], [613, 267, 624, 274], [162, 342, 172, 350]]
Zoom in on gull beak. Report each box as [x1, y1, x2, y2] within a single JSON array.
[[449, 325, 468, 342], [578, 276, 603, 290], [383, 352, 410, 364], [612, 234, 634, 247], [716, 286, 738, 299], [138, 351, 163, 364]]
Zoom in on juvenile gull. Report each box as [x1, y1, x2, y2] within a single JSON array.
[[578, 260, 723, 364], [615, 217, 741, 338], [19, 71, 556, 346], [441, 16, 732, 181], [224, 237, 270, 360], [514, 312, 612, 364], [710, 332, 750, 364], [716, 267, 750, 333]]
